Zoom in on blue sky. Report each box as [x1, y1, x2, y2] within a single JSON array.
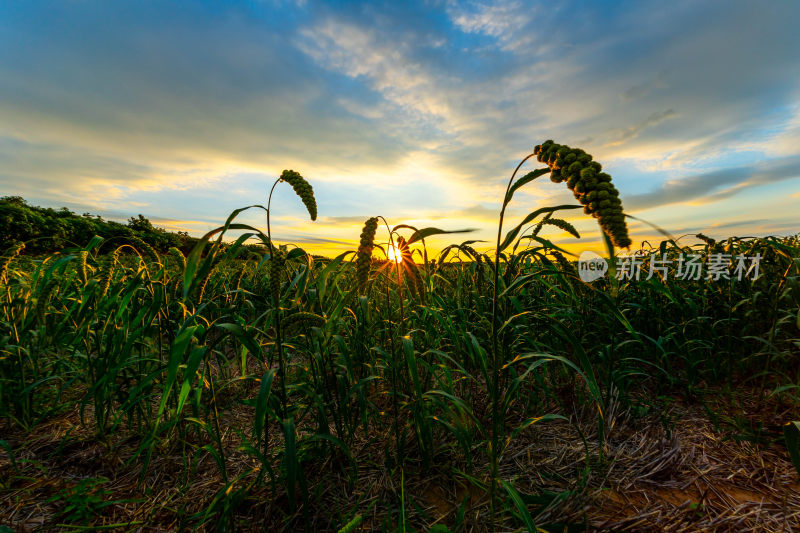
[[1, 0, 799, 255]]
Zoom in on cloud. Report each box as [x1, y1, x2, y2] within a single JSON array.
[[604, 109, 678, 147], [277, 234, 354, 246], [626, 155, 800, 210], [621, 71, 669, 102], [1, 0, 799, 255], [446, 0, 535, 50], [0, 2, 416, 191]]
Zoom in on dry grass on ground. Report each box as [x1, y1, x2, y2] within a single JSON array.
[[1, 386, 798, 532]]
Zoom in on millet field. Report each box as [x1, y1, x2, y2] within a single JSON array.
[[1, 143, 799, 532]]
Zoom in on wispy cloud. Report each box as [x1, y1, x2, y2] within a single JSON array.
[[604, 109, 678, 147], [446, 0, 535, 51], [626, 156, 800, 210]]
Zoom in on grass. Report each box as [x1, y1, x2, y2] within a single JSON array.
[[0, 150, 799, 531]]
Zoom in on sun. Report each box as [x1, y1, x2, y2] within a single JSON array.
[[387, 245, 403, 263]]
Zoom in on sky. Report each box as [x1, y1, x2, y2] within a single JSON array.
[[1, 0, 799, 257]]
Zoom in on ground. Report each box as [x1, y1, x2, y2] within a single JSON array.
[[2, 382, 798, 532]]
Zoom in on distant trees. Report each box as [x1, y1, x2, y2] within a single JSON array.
[[127, 214, 155, 233], [0, 197, 197, 254]]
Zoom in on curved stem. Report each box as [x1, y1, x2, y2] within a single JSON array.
[[267, 177, 288, 417], [377, 216, 405, 465], [267, 178, 281, 255], [489, 152, 535, 531]]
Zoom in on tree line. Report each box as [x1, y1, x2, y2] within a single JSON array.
[[0, 196, 198, 255]]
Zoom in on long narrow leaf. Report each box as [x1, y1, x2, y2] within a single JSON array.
[[499, 205, 582, 253]]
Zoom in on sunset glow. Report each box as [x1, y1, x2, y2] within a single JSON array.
[[387, 245, 404, 263], [0, 2, 797, 256]]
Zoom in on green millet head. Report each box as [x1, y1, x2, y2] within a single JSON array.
[[567, 175, 580, 188], [168, 247, 186, 271], [127, 236, 158, 261], [535, 141, 631, 249], [35, 278, 59, 319], [100, 248, 120, 296], [78, 250, 89, 284], [269, 247, 286, 301], [280, 169, 318, 221], [533, 140, 554, 157], [356, 217, 378, 291], [282, 311, 326, 334], [0, 241, 25, 283]]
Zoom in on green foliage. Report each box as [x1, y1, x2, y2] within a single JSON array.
[[45, 477, 113, 525], [337, 513, 364, 533], [1, 162, 798, 531], [0, 196, 196, 254]]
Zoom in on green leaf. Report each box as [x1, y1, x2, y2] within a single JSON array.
[[158, 325, 202, 420], [176, 346, 207, 416], [183, 204, 269, 297], [404, 227, 476, 246], [84, 235, 105, 252], [504, 167, 550, 207], [510, 414, 568, 442], [624, 213, 677, 242], [501, 479, 538, 533], [0, 440, 17, 473], [337, 514, 364, 533], [216, 323, 262, 361], [513, 236, 576, 258], [286, 247, 307, 260], [282, 417, 299, 512], [253, 369, 275, 443], [499, 205, 582, 253]]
